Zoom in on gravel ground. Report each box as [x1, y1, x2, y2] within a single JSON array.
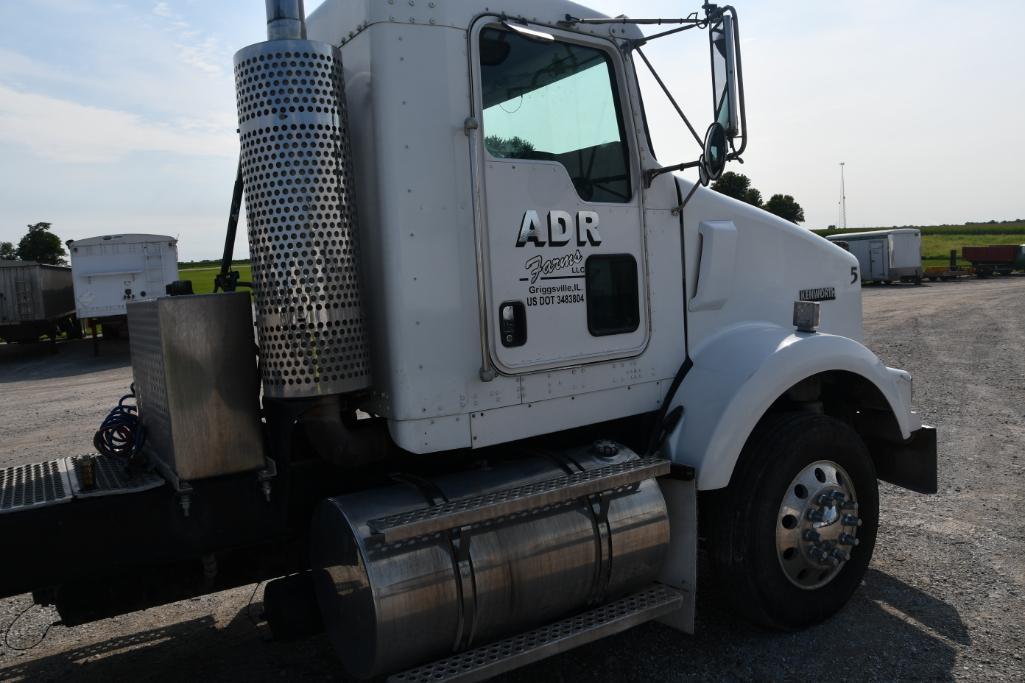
[[1, 277, 1023, 681]]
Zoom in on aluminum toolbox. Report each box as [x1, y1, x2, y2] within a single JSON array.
[[127, 292, 265, 481]]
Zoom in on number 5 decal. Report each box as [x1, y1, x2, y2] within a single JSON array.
[[850, 266, 858, 284]]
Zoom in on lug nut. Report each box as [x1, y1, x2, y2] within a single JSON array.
[[816, 493, 835, 506], [831, 549, 850, 563], [841, 500, 859, 511], [807, 508, 825, 522], [803, 529, 821, 542], [842, 514, 863, 527], [839, 533, 860, 546]]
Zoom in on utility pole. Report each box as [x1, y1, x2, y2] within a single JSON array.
[[839, 162, 847, 229]]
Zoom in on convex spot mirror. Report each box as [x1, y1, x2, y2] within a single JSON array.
[[709, 13, 740, 138], [699, 122, 727, 185]]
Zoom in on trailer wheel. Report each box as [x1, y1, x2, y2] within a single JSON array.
[[705, 412, 878, 629]]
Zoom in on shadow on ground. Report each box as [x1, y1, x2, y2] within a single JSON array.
[[0, 338, 129, 383], [0, 568, 966, 682]]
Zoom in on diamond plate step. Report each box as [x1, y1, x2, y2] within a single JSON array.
[[367, 456, 670, 544], [0, 460, 72, 514], [0, 455, 165, 514], [388, 583, 683, 683], [65, 454, 164, 499]]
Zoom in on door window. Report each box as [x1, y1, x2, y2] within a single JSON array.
[[479, 28, 631, 204], [585, 254, 639, 336]]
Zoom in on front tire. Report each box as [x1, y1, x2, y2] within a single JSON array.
[[704, 412, 879, 629]]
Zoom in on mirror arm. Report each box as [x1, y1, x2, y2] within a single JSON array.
[[635, 47, 703, 148], [644, 160, 701, 187], [625, 22, 703, 49], [564, 14, 704, 26]]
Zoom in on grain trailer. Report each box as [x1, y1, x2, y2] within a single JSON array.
[[0, 260, 78, 344], [67, 234, 179, 338]]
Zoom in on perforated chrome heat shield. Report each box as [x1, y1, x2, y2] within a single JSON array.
[[234, 39, 370, 398]]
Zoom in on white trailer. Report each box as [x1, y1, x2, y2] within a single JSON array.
[[827, 229, 923, 284], [67, 234, 179, 335], [1, 3, 938, 680]]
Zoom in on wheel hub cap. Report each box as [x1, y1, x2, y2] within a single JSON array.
[[776, 460, 861, 590]]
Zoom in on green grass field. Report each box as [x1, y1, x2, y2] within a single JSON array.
[[178, 265, 253, 293], [814, 223, 1025, 269], [180, 223, 1025, 284]]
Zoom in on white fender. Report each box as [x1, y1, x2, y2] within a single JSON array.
[[664, 322, 920, 491]]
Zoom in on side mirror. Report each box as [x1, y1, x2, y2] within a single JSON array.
[[699, 122, 727, 185], [630, 5, 747, 187], [709, 12, 741, 139]]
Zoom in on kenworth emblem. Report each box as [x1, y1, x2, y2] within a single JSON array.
[[799, 287, 836, 302], [515, 210, 603, 247]]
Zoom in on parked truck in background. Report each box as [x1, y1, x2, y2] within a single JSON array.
[[0, 2, 938, 680], [0, 260, 79, 345]]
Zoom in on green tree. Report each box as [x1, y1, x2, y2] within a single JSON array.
[[0, 241, 15, 260], [711, 171, 751, 201], [712, 172, 765, 208], [764, 194, 806, 224], [484, 135, 536, 158], [16, 222, 66, 265]]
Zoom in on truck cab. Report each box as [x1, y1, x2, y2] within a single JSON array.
[[0, 2, 938, 680]]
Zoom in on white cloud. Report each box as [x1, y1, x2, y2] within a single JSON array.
[[175, 35, 222, 74], [152, 1, 172, 18], [0, 83, 235, 163]]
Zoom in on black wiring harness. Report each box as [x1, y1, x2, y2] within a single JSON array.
[[93, 385, 146, 460]]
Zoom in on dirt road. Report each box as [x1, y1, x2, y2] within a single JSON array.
[[1, 278, 1023, 681]]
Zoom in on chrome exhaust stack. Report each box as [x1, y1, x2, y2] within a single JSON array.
[[265, 0, 307, 40], [234, 1, 370, 400]]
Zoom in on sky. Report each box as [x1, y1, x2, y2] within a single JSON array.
[[0, 0, 1022, 260]]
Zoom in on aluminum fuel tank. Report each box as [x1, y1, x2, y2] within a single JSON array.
[[310, 447, 669, 678]]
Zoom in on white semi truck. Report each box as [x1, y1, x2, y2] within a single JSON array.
[[0, 2, 936, 680]]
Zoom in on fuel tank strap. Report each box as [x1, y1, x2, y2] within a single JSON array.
[[366, 456, 671, 545]]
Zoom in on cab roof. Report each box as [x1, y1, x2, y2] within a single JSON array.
[[307, 0, 646, 44]]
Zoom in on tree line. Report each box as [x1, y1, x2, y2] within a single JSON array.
[[711, 172, 805, 224], [1, 222, 67, 265]]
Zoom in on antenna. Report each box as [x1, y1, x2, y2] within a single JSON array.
[[839, 162, 847, 229]]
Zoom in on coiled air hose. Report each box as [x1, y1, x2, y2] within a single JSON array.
[[93, 385, 146, 460]]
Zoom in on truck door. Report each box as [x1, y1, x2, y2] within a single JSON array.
[[472, 22, 648, 374], [869, 240, 884, 280]]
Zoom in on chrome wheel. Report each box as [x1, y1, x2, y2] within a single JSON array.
[[776, 460, 862, 590]]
